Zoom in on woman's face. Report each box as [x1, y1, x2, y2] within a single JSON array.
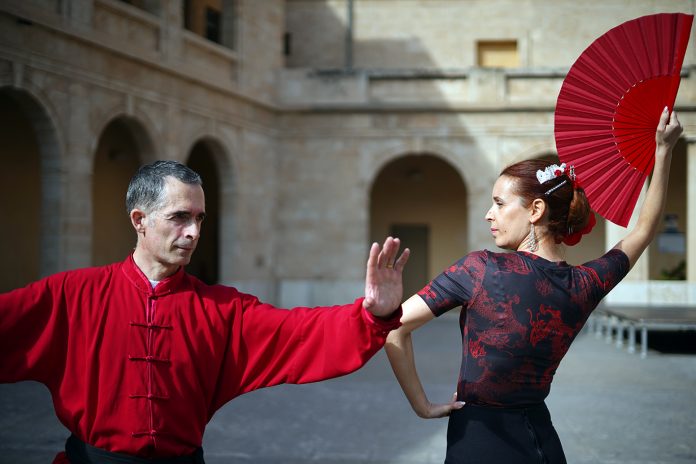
[[485, 175, 533, 251]]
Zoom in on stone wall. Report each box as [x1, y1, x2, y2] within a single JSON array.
[[2, 0, 695, 305], [285, 0, 696, 69], [0, 0, 284, 301]]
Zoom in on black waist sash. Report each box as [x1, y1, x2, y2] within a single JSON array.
[[65, 434, 205, 464]]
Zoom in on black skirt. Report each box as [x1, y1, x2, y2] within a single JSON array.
[[445, 402, 567, 464]]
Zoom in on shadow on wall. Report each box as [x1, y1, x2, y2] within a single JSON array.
[[92, 117, 147, 268], [187, 139, 223, 285], [0, 90, 42, 292], [0, 86, 63, 291], [280, 0, 487, 302], [285, 0, 437, 70]]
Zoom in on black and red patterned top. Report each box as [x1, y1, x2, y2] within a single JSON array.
[[418, 248, 629, 407]]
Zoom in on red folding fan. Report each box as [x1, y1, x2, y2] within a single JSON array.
[[554, 13, 693, 227]]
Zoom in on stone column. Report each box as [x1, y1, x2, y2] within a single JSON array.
[[221, 0, 238, 50], [61, 82, 94, 270], [65, 0, 94, 29], [38, 119, 63, 277], [604, 183, 649, 305], [160, 0, 183, 60], [12, 59, 66, 278], [687, 138, 696, 283]]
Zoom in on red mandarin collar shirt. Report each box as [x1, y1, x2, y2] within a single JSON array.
[[0, 255, 401, 461]]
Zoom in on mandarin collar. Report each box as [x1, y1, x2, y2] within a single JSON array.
[[121, 254, 187, 296]]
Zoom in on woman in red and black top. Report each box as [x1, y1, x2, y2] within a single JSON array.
[[385, 108, 683, 464]]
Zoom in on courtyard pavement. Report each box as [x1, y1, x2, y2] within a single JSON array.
[[1, 311, 695, 464]]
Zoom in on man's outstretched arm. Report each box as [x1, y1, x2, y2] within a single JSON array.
[[213, 237, 410, 404]]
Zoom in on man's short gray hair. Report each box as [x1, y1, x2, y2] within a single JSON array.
[[126, 160, 202, 214]]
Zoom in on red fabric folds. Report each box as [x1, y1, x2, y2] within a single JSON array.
[[1, 255, 400, 459]]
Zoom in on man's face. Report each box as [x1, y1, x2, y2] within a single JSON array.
[[137, 177, 206, 271]]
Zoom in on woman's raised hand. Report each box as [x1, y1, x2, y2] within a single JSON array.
[[656, 107, 683, 153]]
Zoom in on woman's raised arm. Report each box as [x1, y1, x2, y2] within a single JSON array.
[[614, 108, 683, 269]]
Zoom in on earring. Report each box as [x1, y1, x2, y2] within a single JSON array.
[[528, 223, 538, 252]]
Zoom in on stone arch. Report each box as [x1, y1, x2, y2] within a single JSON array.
[[91, 109, 158, 164], [0, 86, 63, 290], [369, 152, 468, 297], [364, 139, 492, 235], [366, 140, 472, 191], [185, 136, 234, 284], [91, 115, 156, 266]]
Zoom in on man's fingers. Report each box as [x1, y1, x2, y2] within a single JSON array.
[[372, 236, 407, 271], [380, 236, 400, 269], [376, 236, 393, 268], [367, 242, 379, 269], [393, 248, 410, 272]]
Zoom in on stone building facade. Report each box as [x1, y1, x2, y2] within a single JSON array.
[[1, 0, 695, 307]]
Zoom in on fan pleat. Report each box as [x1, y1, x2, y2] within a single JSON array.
[[554, 13, 693, 227], [557, 84, 617, 112]]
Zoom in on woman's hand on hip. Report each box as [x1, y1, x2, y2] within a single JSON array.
[[417, 392, 466, 419]]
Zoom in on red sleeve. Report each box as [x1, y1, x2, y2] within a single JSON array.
[[0, 274, 69, 387], [217, 296, 401, 406]]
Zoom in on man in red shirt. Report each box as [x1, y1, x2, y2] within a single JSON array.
[[1, 160, 409, 463]]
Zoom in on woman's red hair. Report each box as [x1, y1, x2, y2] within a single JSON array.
[[500, 159, 592, 244]]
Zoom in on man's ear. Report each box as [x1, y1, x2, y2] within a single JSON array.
[[130, 209, 147, 234], [529, 198, 546, 224]]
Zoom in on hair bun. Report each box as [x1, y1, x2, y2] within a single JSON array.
[[563, 187, 594, 246]]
